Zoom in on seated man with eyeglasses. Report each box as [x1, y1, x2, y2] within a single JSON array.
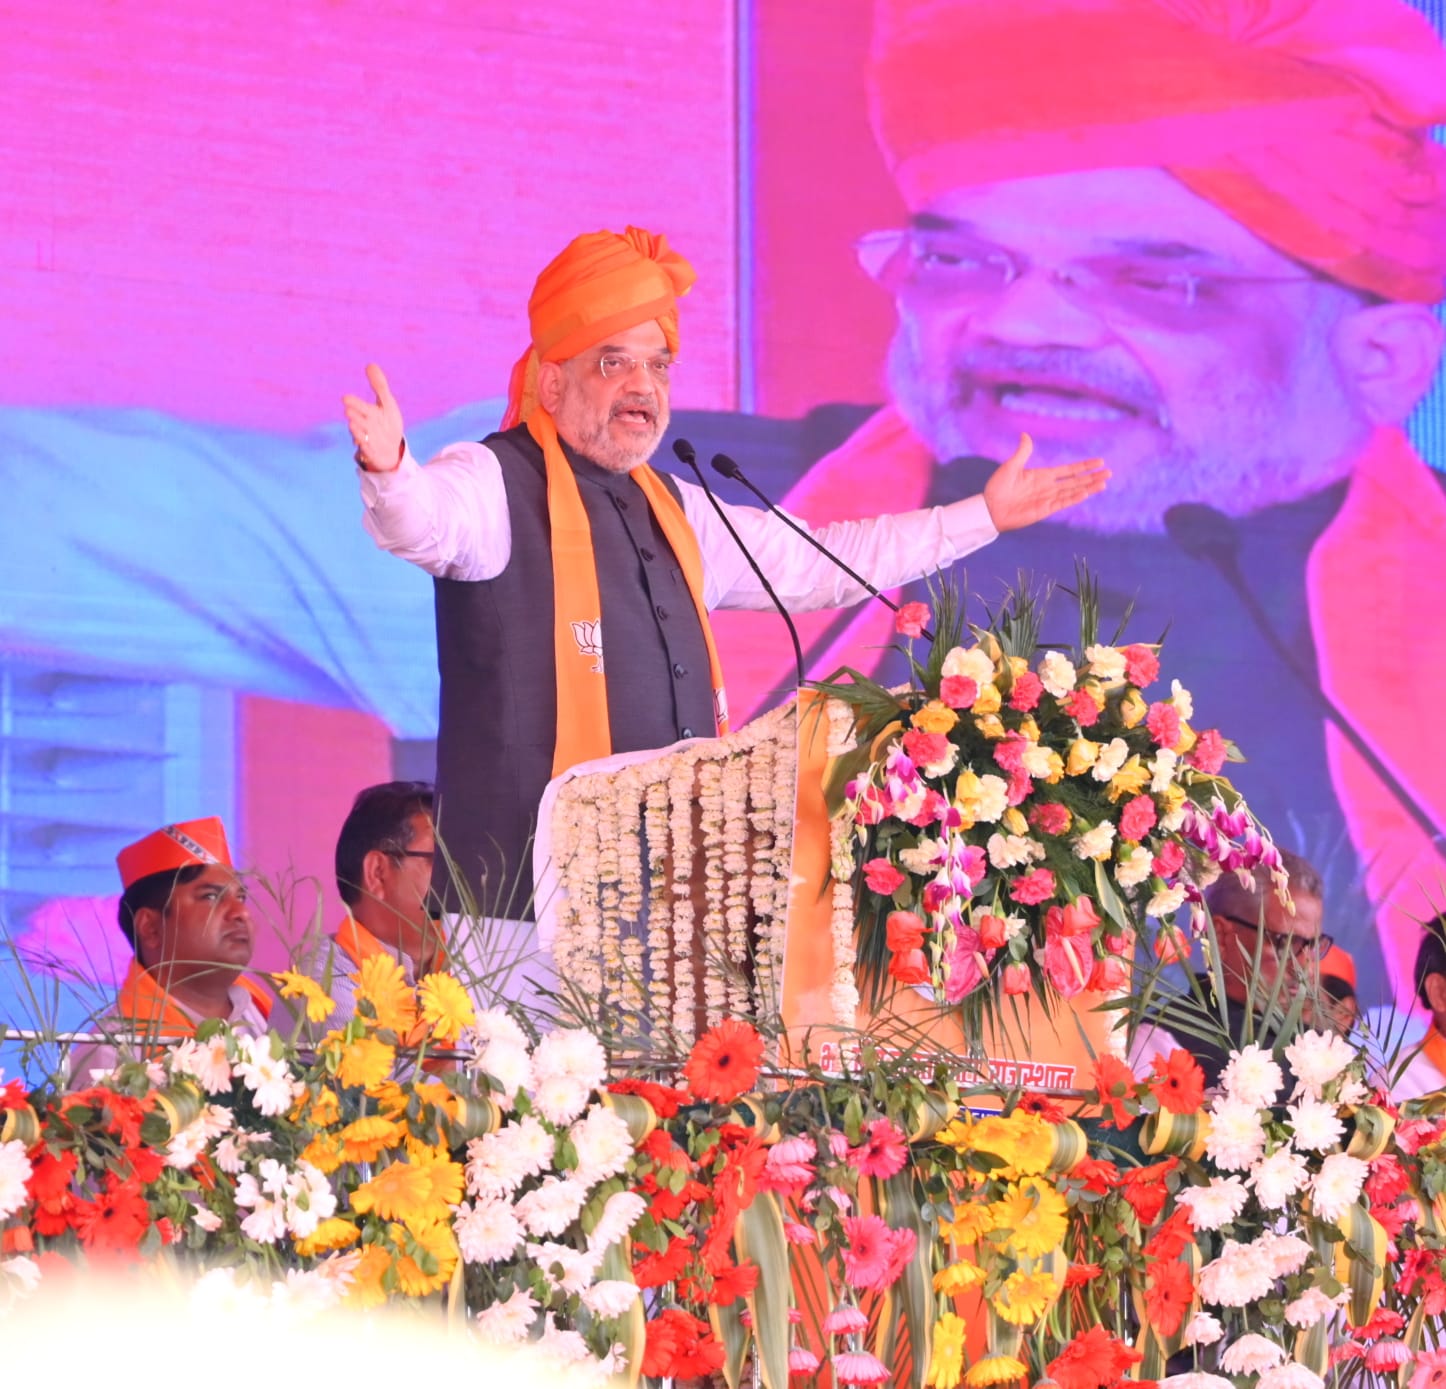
[[316, 781, 446, 1028], [342, 226, 1106, 918]]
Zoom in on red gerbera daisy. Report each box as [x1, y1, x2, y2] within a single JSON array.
[[70, 1174, 150, 1255], [642, 1308, 725, 1380], [1047, 1326, 1142, 1389], [1148, 1049, 1205, 1115], [1017, 1092, 1068, 1123], [1092, 1055, 1138, 1128], [1142, 1257, 1193, 1338], [684, 1020, 765, 1103]]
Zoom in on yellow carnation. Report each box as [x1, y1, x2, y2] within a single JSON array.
[[1002, 807, 1028, 837], [354, 954, 419, 1034], [925, 1312, 969, 1389], [975, 714, 1006, 740], [295, 1217, 360, 1257], [1175, 721, 1198, 755], [1107, 755, 1152, 802], [418, 971, 476, 1043], [272, 971, 336, 1023], [1041, 750, 1065, 784], [1160, 783, 1187, 819], [1066, 739, 1100, 776], [972, 683, 1002, 716], [1016, 715, 1040, 742], [1117, 688, 1148, 728], [990, 1268, 1062, 1325]]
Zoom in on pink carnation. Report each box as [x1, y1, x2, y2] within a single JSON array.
[[1119, 795, 1158, 842], [1145, 701, 1182, 749], [902, 729, 951, 769], [905, 789, 950, 827], [940, 674, 979, 709], [1029, 802, 1070, 836], [1010, 868, 1056, 905], [862, 858, 905, 896], [1152, 841, 1186, 878], [1187, 729, 1228, 774], [894, 602, 931, 639], [1063, 688, 1100, 727], [1008, 670, 1043, 712], [993, 734, 1029, 773], [1122, 645, 1160, 687]]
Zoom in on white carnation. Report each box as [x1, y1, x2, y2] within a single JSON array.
[[1147, 884, 1188, 917], [1287, 1095, 1346, 1152], [1220, 1334, 1286, 1375], [1037, 651, 1077, 699], [973, 775, 1010, 824], [988, 833, 1046, 869], [1073, 820, 1117, 861], [1115, 847, 1154, 888], [1311, 1152, 1368, 1223], [1020, 743, 1054, 779], [1221, 1043, 1283, 1107], [1176, 1176, 1248, 1231], [1085, 644, 1127, 683], [941, 645, 997, 687], [1092, 737, 1131, 781], [1283, 1029, 1357, 1100], [1204, 1097, 1268, 1171], [1249, 1148, 1309, 1208], [899, 837, 944, 874], [1170, 680, 1194, 720], [1149, 749, 1179, 792]]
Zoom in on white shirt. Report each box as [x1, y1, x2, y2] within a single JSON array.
[[360, 440, 998, 612]]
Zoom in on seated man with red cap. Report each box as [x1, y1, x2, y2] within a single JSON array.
[[72, 817, 272, 1079], [343, 226, 1107, 913]]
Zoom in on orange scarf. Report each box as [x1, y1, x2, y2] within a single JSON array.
[[112, 957, 272, 1040], [334, 914, 392, 969], [1422, 1026, 1446, 1086], [529, 408, 729, 776]]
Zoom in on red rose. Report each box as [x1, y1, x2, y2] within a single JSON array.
[[940, 674, 979, 709], [1187, 728, 1228, 773], [888, 948, 930, 985], [1118, 795, 1158, 843], [1008, 670, 1044, 711], [886, 910, 926, 951], [863, 858, 905, 896], [894, 601, 931, 639]]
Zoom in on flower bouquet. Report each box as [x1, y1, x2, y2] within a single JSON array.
[[816, 573, 1284, 1041]]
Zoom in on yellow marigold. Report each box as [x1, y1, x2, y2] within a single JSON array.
[[934, 1261, 987, 1295], [367, 1080, 409, 1117], [418, 971, 476, 1043], [940, 1201, 996, 1246], [1117, 688, 1148, 729], [335, 1035, 397, 1090], [924, 1312, 969, 1389], [344, 1244, 393, 1309], [308, 1087, 342, 1127], [354, 954, 419, 1034], [1107, 755, 1152, 803], [300, 1132, 345, 1175], [272, 970, 336, 1023], [295, 1217, 361, 1258], [387, 1218, 459, 1298], [1066, 738, 1100, 776], [965, 1356, 1027, 1387], [912, 700, 959, 735], [972, 683, 1002, 716], [339, 1114, 403, 1164], [990, 1268, 1062, 1326], [988, 1178, 1069, 1260]]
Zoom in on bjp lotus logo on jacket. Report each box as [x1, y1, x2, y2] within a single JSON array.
[[571, 619, 603, 673]]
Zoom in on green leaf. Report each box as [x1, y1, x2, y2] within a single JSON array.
[[735, 1192, 793, 1389]]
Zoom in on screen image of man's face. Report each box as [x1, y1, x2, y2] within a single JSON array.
[[878, 166, 1375, 533]]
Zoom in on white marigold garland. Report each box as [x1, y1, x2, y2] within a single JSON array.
[[667, 756, 699, 1042], [825, 696, 862, 1027], [721, 757, 753, 1020], [643, 778, 674, 1023], [614, 766, 645, 1015]]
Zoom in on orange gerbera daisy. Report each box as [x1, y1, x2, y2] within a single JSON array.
[[683, 1019, 764, 1102], [1149, 1048, 1206, 1115], [334, 1035, 396, 1090], [1047, 1326, 1142, 1389], [344, 1244, 393, 1309], [338, 1114, 402, 1164], [354, 955, 419, 1034], [350, 1161, 434, 1223], [417, 971, 475, 1043], [295, 1217, 361, 1258]]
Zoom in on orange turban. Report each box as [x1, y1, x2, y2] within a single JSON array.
[[501, 226, 697, 428], [117, 817, 232, 890], [868, 0, 1446, 303]]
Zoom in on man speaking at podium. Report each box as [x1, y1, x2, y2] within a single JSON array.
[[344, 226, 1106, 914]]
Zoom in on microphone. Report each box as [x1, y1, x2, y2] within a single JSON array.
[[1164, 501, 1443, 847], [711, 451, 935, 643], [671, 438, 805, 689]]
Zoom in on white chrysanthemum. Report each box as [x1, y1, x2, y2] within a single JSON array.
[[1147, 884, 1188, 917], [1198, 1240, 1275, 1307], [582, 1279, 642, 1319], [466, 1008, 531, 1054], [1072, 821, 1117, 861], [1170, 680, 1194, 719], [973, 775, 1010, 824], [568, 1105, 635, 1189], [988, 833, 1046, 869], [1150, 749, 1179, 793], [1283, 1030, 1357, 1100], [538, 1316, 594, 1366], [587, 1190, 648, 1253], [1, 1254, 40, 1298], [454, 1198, 525, 1264], [1221, 1043, 1283, 1107], [532, 1075, 592, 1127], [466, 1115, 555, 1200], [1037, 651, 1077, 699], [528, 1239, 602, 1295], [1160, 1376, 1233, 1389], [1115, 847, 1154, 888], [1284, 1287, 1343, 1329], [1085, 644, 1127, 683], [1311, 1152, 1368, 1223], [1287, 1095, 1346, 1153], [1250, 1148, 1310, 1208], [1257, 1364, 1325, 1389], [477, 1039, 534, 1105], [1220, 1335, 1286, 1375], [475, 1286, 538, 1344], [514, 1175, 589, 1238], [899, 837, 944, 875], [533, 1029, 608, 1093], [1176, 1176, 1248, 1231], [1092, 737, 1131, 781], [232, 1035, 300, 1116], [168, 1034, 233, 1094], [1204, 1097, 1268, 1172], [0, 1141, 34, 1222], [941, 645, 996, 687], [283, 1161, 337, 1239], [1256, 1232, 1312, 1277], [1180, 1312, 1224, 1347]]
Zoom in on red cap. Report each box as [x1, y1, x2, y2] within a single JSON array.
[[116, 817, 232, 890]]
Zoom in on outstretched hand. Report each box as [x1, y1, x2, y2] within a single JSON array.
[[982, 433, 1110, 531], [342, 364, 405, 473]]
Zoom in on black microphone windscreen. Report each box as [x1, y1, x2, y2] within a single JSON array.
[[1163, 502, 1242, 568], [710, 453, 744, 480], [671, 438, 697, 466]]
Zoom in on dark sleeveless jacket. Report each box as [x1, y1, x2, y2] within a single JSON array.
[[431, 425, 716, 916]]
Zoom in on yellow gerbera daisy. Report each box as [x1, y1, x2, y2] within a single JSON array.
[[940, 1201, 996, 1246], [418, 971, 476, 1043], [367, 1080, 409, 1116], [965, 1356, 1027, 1387], [294, 1217, 361, 1257], [308, 1087, 342, 1127], [409, 1141, 465, 1215], [988, 1178, 1069, 1260], [934, 1261, 988, 1296], [354, 954, 419, 1034], [271, 970, 336, 1023], [386, 1218, 459, 1298], [299, 1132, 345, 1175], [335, 1035, 397, 1090], [990, 1269, 1062, 1326], [1000, 1114, 1056, 1177], [924, 1312, 968, 1389], [936, 1117, 974, 1151], [351, 1160, 434, 1223], [338, 1114, 402, 1164]]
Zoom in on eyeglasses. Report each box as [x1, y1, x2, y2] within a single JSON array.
[[593, 353, 675, 383], [1218, 914, 1333, 961], [854, 227, 1319, 328], [389, 849, 435, 862]]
